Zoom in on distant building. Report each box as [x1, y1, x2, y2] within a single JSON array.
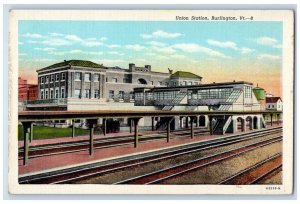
[[169, 71, 202, 87], [18, 77, 38, 101], [266, 97, 283, 111]]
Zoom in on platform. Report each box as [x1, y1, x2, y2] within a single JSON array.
[[18, 124, 282, 176]]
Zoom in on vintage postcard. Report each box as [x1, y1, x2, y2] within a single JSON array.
[[8, 10, 294, 194]]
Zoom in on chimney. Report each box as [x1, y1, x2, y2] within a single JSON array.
[[129, 63, 135, 71], [145, 65, 151, 71]]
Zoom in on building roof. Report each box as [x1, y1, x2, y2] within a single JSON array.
[[134, 81, 253, 92], [266, 97, 282, 103], [39, 60, 105, 71], [171, 71, 202, 79]]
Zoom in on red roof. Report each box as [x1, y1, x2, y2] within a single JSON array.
[[266, 97, 282, 103]]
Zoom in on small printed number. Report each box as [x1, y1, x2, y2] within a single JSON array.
[[266, 186, 280, 190]]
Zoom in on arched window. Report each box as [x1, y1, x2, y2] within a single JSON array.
[[138, 78, 147, 84]]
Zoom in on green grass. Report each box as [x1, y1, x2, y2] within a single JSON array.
[[18, 125, 103, 141]]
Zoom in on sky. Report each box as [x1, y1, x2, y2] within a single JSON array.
[[18, 20, 282, 97]]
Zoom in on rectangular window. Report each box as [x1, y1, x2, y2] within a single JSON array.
[[41, 90, 44, 99], [55, 88, 59, 98], [75, 72, 81, 81], [50, 89, 54, 99], [151, 81, 154, 85], [94, 74, 100, 82], [158, 81, 162, 86], [94, 90, 100, 98], [244, 86, 252, 98], [123, 78, 130, 83], [61, 87, 65, 98], [61, 73, 66, 80], [84, 73, 91, 81], [55, 74, 59, 81], [119, 91, 124, 99], [84, 89, 91, 98], [45, 90, 49, 99], [112, 78, 118, 83], [75, 89, 81, 98], [41, 77, 44, 84], [109, 90, 114, 99], [50, 75, 54, 82], [46, 76, 49, 83]]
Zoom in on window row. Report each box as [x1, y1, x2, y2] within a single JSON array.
[[109, 90, 125, 99], [40, 87, 65, 99], [190, 88, 234, 99], [40, 73, 66, 84], [74, 72, 100, 82], [74, 89, 101, 99]]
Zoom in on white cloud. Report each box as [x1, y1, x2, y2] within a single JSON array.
[[106, 44, 121, 48], [255, 37, 278, 46], [153, 47, 176, 54], [257, 54, 281, 60], [23, 33, 43, 38], [152, 30, 183, 38], [34, 47, 57, 51], [172, 43, 231, 59], [207, 39, 255, 54], [141, 30, 183, 39], [254, 36, 282, 49], [27, 40, 39, 44], [125, 44, 145, 51], [82, 41, 103, 47], [19, 53, 27, 56], [207, 39, 237, 49], [18, 42, 24, 45], [147, 41, 166, 47], [172, 43, 202, 53], [100, 37, 108, 41], [49, 32, 64, 37], [107, 51, 124, 56], [42, 38, 71, 46], [239, 47, 255, 54], [65, 34, 82, 42], [170, 54, 185, 59]]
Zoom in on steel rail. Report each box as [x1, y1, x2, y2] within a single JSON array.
[[114, 136, 282, 184], [218, 153, 282, 184]]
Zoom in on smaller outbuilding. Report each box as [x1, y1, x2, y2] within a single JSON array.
[[266, 97, 282, 111]]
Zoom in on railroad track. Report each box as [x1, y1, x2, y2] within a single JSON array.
[[114, 135, 282, 184], [19, 127, 282, 184], [18, 128, 209, 160], [218, 153, 282, 185]]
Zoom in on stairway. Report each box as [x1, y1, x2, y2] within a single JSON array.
[[218, 89, 242, 111], [213, 116, 232, 135], [162, 91, 187, 111]]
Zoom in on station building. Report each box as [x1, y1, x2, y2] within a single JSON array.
[[24, 59, 268, 133]]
